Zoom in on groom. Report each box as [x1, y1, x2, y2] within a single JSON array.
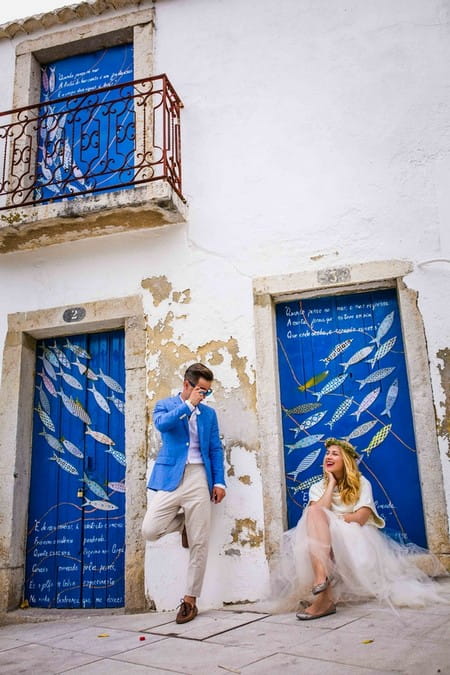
[[142, 363, 226, 623]]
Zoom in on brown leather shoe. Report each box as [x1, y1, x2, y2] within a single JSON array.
[[175, 599, 198, 624], [181, 525, 189, 548]]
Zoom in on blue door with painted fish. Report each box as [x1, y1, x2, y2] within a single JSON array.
[[25, 330, 126, 608], [276, 288, 427, 547]]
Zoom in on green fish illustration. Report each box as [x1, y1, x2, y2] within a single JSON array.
[[363, 424, 392, 455], [283, 402, 322, 415], [291, 474, 322, 494], [298, 370, 329, 392]]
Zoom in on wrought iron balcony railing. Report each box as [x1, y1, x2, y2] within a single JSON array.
[[0, 74, 183, 210]]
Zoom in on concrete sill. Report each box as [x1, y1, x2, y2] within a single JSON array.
[[0, 181, 187, 253]]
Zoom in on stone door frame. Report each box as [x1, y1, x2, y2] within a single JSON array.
[[0, 295, 148, 612], [253, 260, 450, 567]]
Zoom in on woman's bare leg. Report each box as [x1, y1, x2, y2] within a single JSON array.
[[306, 504, 332, 587]]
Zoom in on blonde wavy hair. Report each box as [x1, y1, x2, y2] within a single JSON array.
[[323, 438, 361, 505]]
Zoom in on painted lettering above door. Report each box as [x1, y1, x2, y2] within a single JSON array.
[[276, 289, 427, 548], [25, 330, 126, 608]]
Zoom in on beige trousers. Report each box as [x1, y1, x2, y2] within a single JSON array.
[[141, 464, 212, 598]]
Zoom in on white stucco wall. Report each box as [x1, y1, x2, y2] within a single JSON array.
[[0, 0, 449, 609]]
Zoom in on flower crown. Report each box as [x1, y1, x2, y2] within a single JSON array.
[[324, 437, 359, 459]]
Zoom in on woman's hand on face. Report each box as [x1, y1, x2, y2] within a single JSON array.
[[325, 469, 337, 489]]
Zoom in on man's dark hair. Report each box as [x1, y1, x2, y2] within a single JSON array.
[[184, 363, 213, 384]]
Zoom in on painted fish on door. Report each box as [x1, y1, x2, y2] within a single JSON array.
[[276, 289, 427, 547], [25, 329, 126, 608]]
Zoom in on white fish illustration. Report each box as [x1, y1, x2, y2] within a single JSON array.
[[85, 428, 115, 446], [39, 430, 64, 453], [107, 393, 125, 414], [320, 340, 353, 366], [38, 370, 58, 397], [80, 472, 109, 501], [70, 358, 97, 380], [61, 438, 84, 459], [286, 434, 324, 454], [325, 397, 353, 429], [381, 379, 399, 418], [58, 390, 91, 425], [38, 355, 57, 381], [312, 374, 348, 401], [366, 336, 397, 369], [291, 411, 327, 436], [65, 339, 91, 360], [73, 400, 91, 425], [339, 346, 374, 372], [356, 367, 396, 390], [108, 481, 126, 493], [105, 447, 127, 466], [82, 497, 118, 511], [48, 66, 56, 93], [42, 346, 59, 368], [88, 384, 111, 414], [36, 384, 51, 415], [34, 404, 55, 432], [287, 448, 322, 481], [71, 357, 87, 375], [57, 370, 83, 390], [49, 453, 79, 475], [351, 387, 380, 422], [370, 311, 394, 348], [344, 420, 377, 441], [63, 139, 72, 171], [98, 369, 123, 393], [58, 389, 77, 415], [50, 342, 71, 368]]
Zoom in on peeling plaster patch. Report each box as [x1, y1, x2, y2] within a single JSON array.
[[224, 441, 257, 479], [146, 324, 256, 410], [436, 348, 450, 455], [238, 475, 252, 485], [172, 289, 191, 304], [310, 250, 339, 261], [224, 548, 241, 557], [230, 518, 263, 548], [141, 275, 172, 306], [209, 351, 224, 366]]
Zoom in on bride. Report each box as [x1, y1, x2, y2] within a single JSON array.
[[270, 438, 446, 619]]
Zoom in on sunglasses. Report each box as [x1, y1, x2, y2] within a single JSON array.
[[187, 379, 213, 396]]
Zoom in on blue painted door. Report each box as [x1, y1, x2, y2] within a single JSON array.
[[276, 289, 427, 547], [36, 44, 134, 202], [25, 330, 126, 608]]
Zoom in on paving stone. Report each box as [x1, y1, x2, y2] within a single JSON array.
[[0, 637, 28, 652], [285, 627, 450, 673], [111, 635, 275, 674], [240, 651, 399, 674], [146, 611, 267, 640], [85, 611, 177, 631], [63, 658, 178, 674], [44, 625, 167, 657], [0, 643, 97, 674]]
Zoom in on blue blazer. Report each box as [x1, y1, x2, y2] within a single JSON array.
[[148, 395, 226, 492]]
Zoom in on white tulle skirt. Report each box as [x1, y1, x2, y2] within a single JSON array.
[[268, 506, 446, 612]]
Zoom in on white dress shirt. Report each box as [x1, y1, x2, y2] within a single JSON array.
[[183, 396, 225, 489]]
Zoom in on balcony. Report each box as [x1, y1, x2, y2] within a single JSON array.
[[0, 74, 186, 253]]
